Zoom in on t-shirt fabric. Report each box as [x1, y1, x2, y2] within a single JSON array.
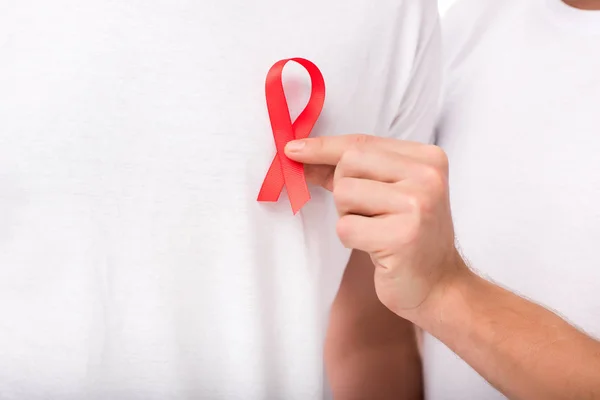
[[0, 1, 440, 398], [427, 0, 600, 398]]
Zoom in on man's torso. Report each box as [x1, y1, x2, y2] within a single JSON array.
[[0, 1, 438, 398]]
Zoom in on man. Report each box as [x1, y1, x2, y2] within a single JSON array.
[[289, 0, 600, 398], [0, 1, 439, 398]]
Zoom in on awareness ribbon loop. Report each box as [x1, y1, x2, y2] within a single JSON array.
[[257, 58, 326, 214]]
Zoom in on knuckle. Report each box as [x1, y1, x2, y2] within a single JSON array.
[[421, 164, 445, 186], [424, 145, 449, 171], [418, 195, 435, 215], [336, 217, 354, 246], [405, 193, 421, 213], [350, 134, 372, 148], [419, 164, 448, 195], [406, 192, 433, 215]]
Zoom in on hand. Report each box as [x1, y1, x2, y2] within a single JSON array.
[[285, 135, 467, 321]]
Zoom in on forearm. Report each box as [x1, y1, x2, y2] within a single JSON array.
[[325, 250, 423, 400], [418, 265, 600, 400], [325, 327, 423, 400]]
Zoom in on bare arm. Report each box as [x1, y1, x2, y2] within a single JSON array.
[[285, 135, 600, 400], [418, 264, 600, 400], [325, 250, 423, 400]]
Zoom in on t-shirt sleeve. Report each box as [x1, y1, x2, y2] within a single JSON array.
[[387, 0, 442, 144]]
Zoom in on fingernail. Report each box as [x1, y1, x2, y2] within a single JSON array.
[[285, 140, 306, 152]]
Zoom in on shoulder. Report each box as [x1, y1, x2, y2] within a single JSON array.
[[442, 0, 524, 69], [438, 0, 527, 108]]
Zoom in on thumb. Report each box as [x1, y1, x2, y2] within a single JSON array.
[[303, 164, 335, 192]]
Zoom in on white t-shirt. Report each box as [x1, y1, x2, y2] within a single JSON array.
[[427, 0, 600, 398], [0, 1, 440, 398]]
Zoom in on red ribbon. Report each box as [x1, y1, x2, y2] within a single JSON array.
[[257, 58, 326, 214]]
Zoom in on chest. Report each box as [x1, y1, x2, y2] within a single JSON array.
[[1, 2, 403, 152], [0, 0, 412, 200]]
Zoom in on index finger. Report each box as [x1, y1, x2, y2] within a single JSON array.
[[284, 134, 425, 166]]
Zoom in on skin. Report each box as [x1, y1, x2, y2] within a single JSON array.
[[562, 0, 600, 10], [289, 135, 600, 400], [325, 250, 423, 400]]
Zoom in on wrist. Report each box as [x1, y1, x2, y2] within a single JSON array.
[[410, 251, 481, 335]]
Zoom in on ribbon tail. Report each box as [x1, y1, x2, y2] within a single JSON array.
[[289, 184, 310, 215], [257, 156, 285, 202], [282, 160, 311, 214]]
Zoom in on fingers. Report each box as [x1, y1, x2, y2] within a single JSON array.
[[336, 214, 384, 252], [333, 175, 428, 252], [302, 146, 447, 198], [334, 178, 408, 216], [334, 177, 433, 226], [336, 214, 415, 254], [302, 148, 416, 192], [285, 134, 448, 194], [285, 134, 446, 170], [301, 144, 420, 191], [333, 148, 415, 184]]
